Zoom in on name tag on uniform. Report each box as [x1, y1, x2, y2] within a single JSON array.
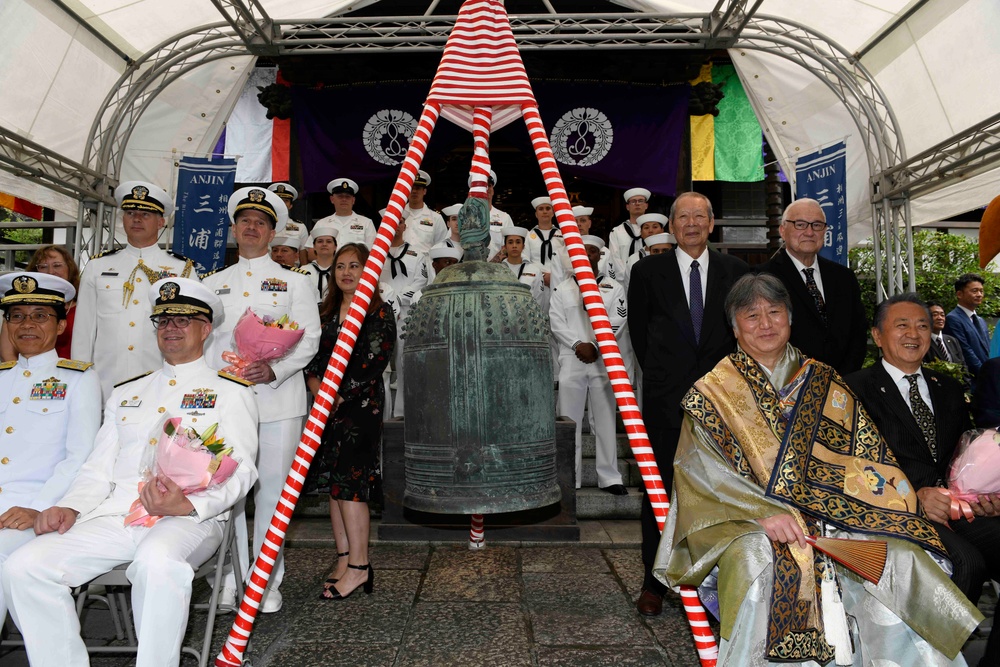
[[101, 271, 119, 276], [261, 279, 287, 292], [215, 288, 231, 295], [31, 377, 66, 400], [120, 398, 142, 408]]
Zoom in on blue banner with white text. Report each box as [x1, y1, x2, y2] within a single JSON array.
[[173, 157, 237, 274], [794, 141, 847, 265]]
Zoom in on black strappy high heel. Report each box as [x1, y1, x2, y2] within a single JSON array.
[[320, 551, 350, 594], [321, 563, 373, 601]]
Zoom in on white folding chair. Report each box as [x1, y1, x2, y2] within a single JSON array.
[[75, 513, 245, 667]]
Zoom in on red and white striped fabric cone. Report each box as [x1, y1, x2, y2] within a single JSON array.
[[217, 1, 719, 664]]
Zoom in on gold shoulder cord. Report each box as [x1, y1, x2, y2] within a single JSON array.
[[181, 259, 195, 278]]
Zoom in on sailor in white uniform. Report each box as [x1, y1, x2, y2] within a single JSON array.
[[524, 196, 565, 290], [410, 247, 463, 310], [473, 171, 513, 260], [269, 231, 303, 268], [312, 178, 376, 249], [607, 186, 650, 277], [549, 236, 628, 495], [306, 226, 338, 305], [402, 170, 448, 254], [621, 213, 670, 291], [0, 272, 101, 623], [72, 180, 198, 401], [201, 187, 321, 612], [267, 183, 310, 265], [499, 226, 544, 310], [572, 205, 615, 281], [3, 278, 259, 667]]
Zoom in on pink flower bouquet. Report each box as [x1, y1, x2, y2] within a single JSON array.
[[125, 417, 239, 527], [948, 428, 1000, 502], [221, 308, 305, 378]]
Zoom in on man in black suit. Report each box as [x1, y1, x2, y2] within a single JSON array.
[[759, 198, 868, 375], [926, 300, 968, 369], [845, 293, 1000, 667], [628, 191, 749, 616]]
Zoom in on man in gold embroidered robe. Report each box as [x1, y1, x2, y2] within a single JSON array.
[[653, 274, 982, 666]]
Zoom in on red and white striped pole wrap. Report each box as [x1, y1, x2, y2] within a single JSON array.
[[469, 513, 485, 544], [521, 104, 719, 666], [214, 102, 441, 667], [468, 106, 492, 197]]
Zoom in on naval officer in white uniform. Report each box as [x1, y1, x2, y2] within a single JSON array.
[[73, 181, 198, 401], [402, 170, 448, 254], [3, 277, 259, 667], [549, 236, 628, 495], [312, 178, 376, 249], [0, 272, 101, 623], [267, 183, 310, 265]]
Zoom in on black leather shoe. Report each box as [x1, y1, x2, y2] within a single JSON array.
[[636, 589, 663, 616], [601, 484, 628, 496]]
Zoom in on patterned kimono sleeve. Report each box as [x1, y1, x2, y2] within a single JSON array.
[[341, 306, 397, 398]]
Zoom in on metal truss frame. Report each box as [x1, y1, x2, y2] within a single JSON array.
[[2, 1, 994, 296]]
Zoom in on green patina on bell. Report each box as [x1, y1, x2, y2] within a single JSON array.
[[401, 194, 560, 514]]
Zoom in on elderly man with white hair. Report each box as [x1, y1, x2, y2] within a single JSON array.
[[549, 235, 628, 495]]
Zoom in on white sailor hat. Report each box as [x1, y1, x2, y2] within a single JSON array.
[[310, 223, 339, 242], [270, 234, 302, 251], [0, 272, 75, 311], [268, 183, 298, 201], [644, 233, 675, 247], [115, 181, 174, 218], [467, 170, 497, 187], [572, 206, 594, 217], [531, 197, 552, 209], [442, 204, 462, 217], [623, 187, 651, 203], [414, 170, 432, 187], [581, 235, 605, 249], [429, 246, 464, 261], [228, 186, 288, 234], [327, 178, 359, 195], [501, 226, 527, 239], [149, 277, 224, 326], [637, 213, 668, 227]]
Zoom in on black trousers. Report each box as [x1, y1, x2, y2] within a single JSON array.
[[640, 419, 680, 596]]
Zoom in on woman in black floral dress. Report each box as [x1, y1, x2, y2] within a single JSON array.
[[305, 243, 395, 600]]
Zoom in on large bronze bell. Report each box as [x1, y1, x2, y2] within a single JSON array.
[[402, 260, 561, 514]]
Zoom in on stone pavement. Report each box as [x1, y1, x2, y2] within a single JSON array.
[[0, 518, 993, 666]]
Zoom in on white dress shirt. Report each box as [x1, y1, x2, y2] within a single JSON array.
[[786, 252, 825, 299], [881, 359, 934, 415]]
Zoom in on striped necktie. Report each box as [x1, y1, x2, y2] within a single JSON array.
[[905, 374, 938, 460]]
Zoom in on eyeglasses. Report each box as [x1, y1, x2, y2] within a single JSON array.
[[35, 262, 67, 272], [150, 315, 208, 329], [5, 312, 57, 324], [786, 219, 827, 231], [626, 199, 647, 205]]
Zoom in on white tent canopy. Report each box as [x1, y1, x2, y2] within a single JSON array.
[[2, 0, 998, 249]]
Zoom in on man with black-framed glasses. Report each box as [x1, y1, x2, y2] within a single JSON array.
[[3, 276, 259, 667], [0, 271, 101, 626], [759, 197, 868, 375]]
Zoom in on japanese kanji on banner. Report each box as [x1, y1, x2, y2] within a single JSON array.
[[173, 156, 237, 274], [794, 141, 847, 265]]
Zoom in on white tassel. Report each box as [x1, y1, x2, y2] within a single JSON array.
[[821, 573, 854, 666]]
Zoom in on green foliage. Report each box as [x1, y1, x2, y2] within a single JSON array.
[[850, 231, 1000, 320], [0, 209, 43, 267]]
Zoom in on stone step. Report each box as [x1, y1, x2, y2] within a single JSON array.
[[575, 486, 642, 520], [578, 457, 641, 487]]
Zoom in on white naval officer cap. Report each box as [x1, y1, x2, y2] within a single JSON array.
[[581, 235, 605, 250], [572, 206, 594, 217], [429, 246, 463, 261], [501, 226, 527, 239], [467, 170, 497, 187], [531, 197, 552, 209], [644, 233, 675, 247], [0, 272, 75, 311], [414, 170, 432, 187], [636, 213, 668, 227], [270, 234, 302, 251], [115, 181, 174, 218], [228, 186, 288, 234], [441, 204, 462, 218], [268, 183, 298, 201], [327, 178, 359, 195], [149, 277, 224, 326], [623, 187, 651, 202]]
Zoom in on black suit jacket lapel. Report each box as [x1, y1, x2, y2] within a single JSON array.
[[776, 250, 823, 320], [872, 363, 929, 447]]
